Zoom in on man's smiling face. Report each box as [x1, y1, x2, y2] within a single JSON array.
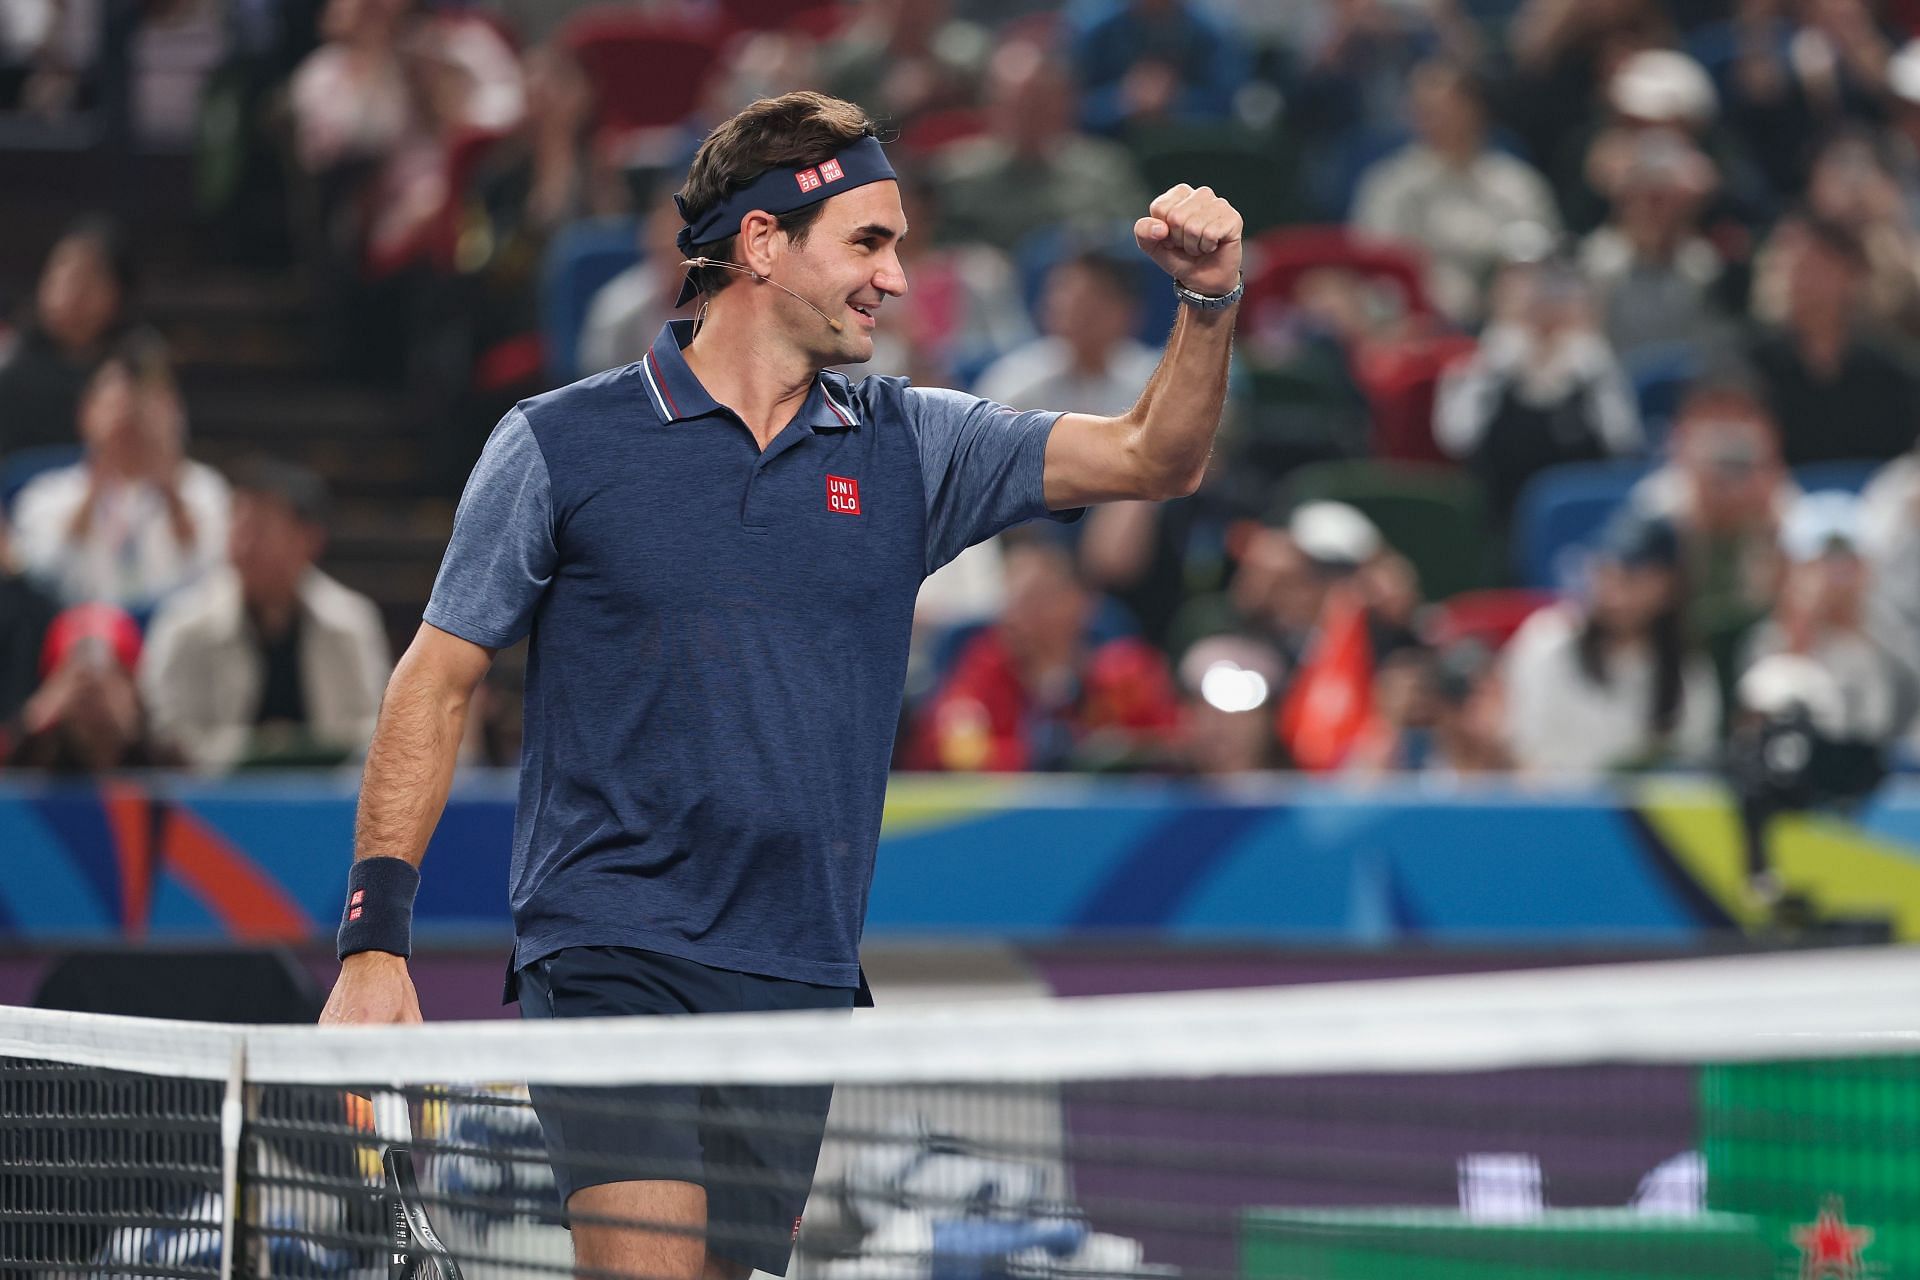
[[774, 180, 911, 365]]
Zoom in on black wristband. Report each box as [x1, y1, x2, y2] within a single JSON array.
[[337, 857, 420, 960]]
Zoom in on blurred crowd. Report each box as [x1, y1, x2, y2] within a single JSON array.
[[5, 0, 1920, 785]]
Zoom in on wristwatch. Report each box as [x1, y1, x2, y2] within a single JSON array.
[[1174, 273, 1244, 310]]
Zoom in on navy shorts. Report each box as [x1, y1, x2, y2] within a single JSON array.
[[512, 946, 857, 1275]]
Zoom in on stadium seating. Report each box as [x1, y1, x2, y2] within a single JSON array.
[[1286, 459, 1493, 600], [1240, 226, 1435, 331], [1129, 123, 1304, 236], [2, 444, 83, 513], [1352, 332, 1478, 464], [558, 9, 725, 139], [538, 216, 640, 382], [1510, 459, 1654, 590], [1422, 588, 1558, 651], [1625, 341, 1703, 449]]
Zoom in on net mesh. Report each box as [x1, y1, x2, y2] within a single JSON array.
[[2, 948, 1916, 1280]]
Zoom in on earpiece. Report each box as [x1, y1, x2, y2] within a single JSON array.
[[680, 258, 846, 333]]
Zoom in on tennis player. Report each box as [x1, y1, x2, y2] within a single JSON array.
[[320, 90, 1241, 1280]]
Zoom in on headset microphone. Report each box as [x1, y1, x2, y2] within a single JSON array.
[[680, 258, 847, 333]]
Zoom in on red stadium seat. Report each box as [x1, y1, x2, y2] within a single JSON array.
[[1240, 226, 1435, 331], [1352, 332, 1477, 464], [895, 108, 989, 158], [715, 0, 847, 35], [1422, 588, 1558, 651], [559, 9, 726, 136]]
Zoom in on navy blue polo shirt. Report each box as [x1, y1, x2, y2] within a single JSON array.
[[423, 320, 1078, 986]]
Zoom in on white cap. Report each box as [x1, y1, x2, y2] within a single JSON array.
[[1891, 39, 1920, 104], [1288, 501, 1382, 567], [1610, 50, 1717, 125], [1779, 490, 1863, 563]]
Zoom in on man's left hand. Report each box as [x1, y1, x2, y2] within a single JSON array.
[[1134, 184, 1244, 298]]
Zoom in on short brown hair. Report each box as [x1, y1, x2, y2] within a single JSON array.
[[676, 91, 879, 298]]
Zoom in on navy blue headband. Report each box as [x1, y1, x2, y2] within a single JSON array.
[[673, 134, 896, 305]]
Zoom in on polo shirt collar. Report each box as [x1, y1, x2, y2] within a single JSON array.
[[639, 320, 859, 432]]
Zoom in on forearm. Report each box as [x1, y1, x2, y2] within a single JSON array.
[[1124, 301, 1235, 499], [351, 649, 473, 868]]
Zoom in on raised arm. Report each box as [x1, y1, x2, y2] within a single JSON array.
[[318, 621, 494, 1025], [1042, 183, 1243, 508]]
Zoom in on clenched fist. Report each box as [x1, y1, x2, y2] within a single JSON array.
[[1134, 184, 1244, 298]]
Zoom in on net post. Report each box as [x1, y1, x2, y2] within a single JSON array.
[[217, 1036, 246, 1280]]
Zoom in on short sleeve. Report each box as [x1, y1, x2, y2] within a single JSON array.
[[423, 408, 556, 648], [902, 386, 1083, 575]]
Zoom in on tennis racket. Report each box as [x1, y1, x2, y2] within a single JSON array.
[[373, 1091, 466, 1280]]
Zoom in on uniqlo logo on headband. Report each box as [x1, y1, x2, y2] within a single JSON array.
[[827, 475, 861, 515], [819, 158, 845, 183], [795, 167, 823, 192]]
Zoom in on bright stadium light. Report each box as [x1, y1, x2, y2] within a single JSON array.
[[1199, 661, 1269, 714]]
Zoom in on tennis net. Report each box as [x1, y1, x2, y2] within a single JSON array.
[[3, 946, 1916, 1280]]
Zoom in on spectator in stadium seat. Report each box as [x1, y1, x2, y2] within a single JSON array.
[[929, 38, 1146, 251], [1433, 257, 1642, 524], [288, 0, 413, 178], [461, 42, 597, 370], [1193, 504, 1420, 671], [1504, 0, 1678, 209], [1064, 0, 1249, 136], [1859, 443, 1920, 755], [1631, 385, 1792, 622], [906, 532, 1181, 772], [974, 249, 1158, 418], [1576, 128, 1734, 363], [1714, 0, 1895, 201], [1342, 646, 1442, 774], [1424, 639, 1514, 776], [1552, 49, 1774, 238], [1630, 385, 1795, 710], [577, 198, 694, 377], [1502, 509, 1721, 775], [10, 337, 230, 612], [6, 603, 173, 773], [1738, 491, 1916, 751], [1750, 133, 1920, 343], [818, 0, 989, 126], [1350, 61, 1561, 325], [1283, 0, 1483, 153], [139, 458, 391, 772], [1743, 215, 1920, 467], [0, 217, 141, 458], [0, 523, 58, 740]]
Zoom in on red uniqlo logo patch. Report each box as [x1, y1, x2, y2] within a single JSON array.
[[348, 907, 363, 920], [350, 889, 365, 907], [795, 167, 822, 192], [819, 158, 844, 183], [826, 475, 861, 515], [792, 1216, 804, 1241]]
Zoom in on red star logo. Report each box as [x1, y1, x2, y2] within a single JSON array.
[[1793, 1197, 1873, 1278]]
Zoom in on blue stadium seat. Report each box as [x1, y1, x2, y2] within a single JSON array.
[[1625, 342, 1702, 450], [1511, 459, 1655, 591], [1791, 460, 1882, 495], [539, 216, 641, 382], [2, 444, 83, 513]]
